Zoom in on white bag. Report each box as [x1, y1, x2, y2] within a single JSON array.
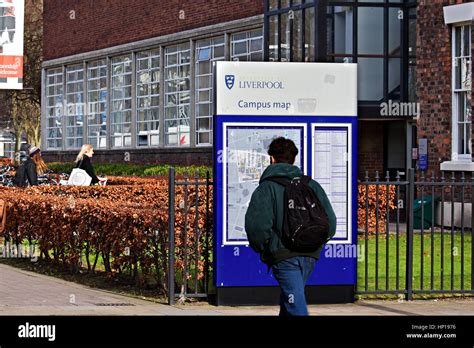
[[68, 168, 92, 186]]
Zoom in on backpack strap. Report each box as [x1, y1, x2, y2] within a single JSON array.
[[301, 175, 312, 185], [264, 176, 291, 187]]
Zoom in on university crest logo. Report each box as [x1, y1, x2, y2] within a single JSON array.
[[225, 75, 235, 90]]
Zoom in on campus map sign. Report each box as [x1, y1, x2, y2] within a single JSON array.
[[214, 61, 358, 291]]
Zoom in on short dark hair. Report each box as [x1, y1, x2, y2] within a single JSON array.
[[268, 137, 298, 164]]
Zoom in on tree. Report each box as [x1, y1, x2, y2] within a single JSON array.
[[0, 0, 43, 152]]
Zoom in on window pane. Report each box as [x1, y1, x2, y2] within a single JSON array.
[[304, 7, 315, 62], [388, 58, 401, 101], [46, 68, 64, 149], [408, 7, 416, 57], [231, 29, 263, 62], [195, 37, 224, 146], [165, 43, 191, 146], [358, 58, 383, 101], [292, 10, 303, 62], [327, 6, 353, 56], [389, 8, 401, 56], [463, 26, 470, 57], [455, 58, 462, 90], [281, 12, 291, 62], [65, 64, 84, 149], [269, 15, 279, 61], [408, 60, 417, 102], [136, 49, 160, 147], [358, 7, 383, 55], [111, 55, 133, 148], [269, 0, 278, 11], [455, 26, 462, 58]]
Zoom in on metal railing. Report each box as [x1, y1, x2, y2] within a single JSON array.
[[357, 168, 474, 300], [168, 168, 212, 305]]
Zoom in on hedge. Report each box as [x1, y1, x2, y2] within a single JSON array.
[[357, 184, 396, 234], [0, 180, 213, 296]]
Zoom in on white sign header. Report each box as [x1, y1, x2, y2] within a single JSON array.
[[216, 61, 357, 117]]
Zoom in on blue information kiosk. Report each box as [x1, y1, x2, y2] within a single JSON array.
[[214, 62, 358, 305]]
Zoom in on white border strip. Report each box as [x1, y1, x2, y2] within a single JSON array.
[[312, 123, 352, 245]]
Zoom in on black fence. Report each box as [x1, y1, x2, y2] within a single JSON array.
[[167, 167, 473, 304], [357, 168, 474, 300], [167, 168, 213, 305]]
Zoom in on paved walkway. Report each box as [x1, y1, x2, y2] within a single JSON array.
[[1, 263, 474, 316]]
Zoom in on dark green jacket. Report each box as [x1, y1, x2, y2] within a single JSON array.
[[245, 163, 337, 266]]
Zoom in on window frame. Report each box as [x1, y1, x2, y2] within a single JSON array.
[[136, 49, 161, 148], [42, 25, 264, 151], [45, 67, 64, 150], [87, 59, 108, 149], [451, 23, 472, 162], [164, 42, 192, 147], [110, 54, 133, 149], [65, 64, 85, 150], [195, 36, 226, 147]]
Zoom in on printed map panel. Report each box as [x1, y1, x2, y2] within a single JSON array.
[[225, 125, 304, 243]]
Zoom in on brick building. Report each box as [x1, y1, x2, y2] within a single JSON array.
[[40, 0, 473, 177], [41, 0, 263, 165], [418, 0, 473, 174]]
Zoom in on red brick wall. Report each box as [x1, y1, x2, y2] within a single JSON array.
[[43, 0, 263, 60], [358, 121, 384, 178], [416, 0, 473, 175]]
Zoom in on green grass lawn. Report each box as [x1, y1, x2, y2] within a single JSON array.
[[5, 233, 473, 299], [357, 231, 473, 295]]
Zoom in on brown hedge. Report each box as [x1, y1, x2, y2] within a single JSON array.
[[0, 180, 213, 295]]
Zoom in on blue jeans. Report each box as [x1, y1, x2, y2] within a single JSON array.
[[271, 256, 316, 316]]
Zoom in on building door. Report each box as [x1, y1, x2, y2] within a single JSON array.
[[384, 121, 407, 179]]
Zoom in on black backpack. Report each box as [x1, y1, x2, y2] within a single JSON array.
[[266, 175, 330, 253]]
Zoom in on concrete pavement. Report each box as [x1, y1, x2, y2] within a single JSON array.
[[1, 263, 474, 316]]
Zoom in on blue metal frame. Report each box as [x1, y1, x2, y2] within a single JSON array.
[[214, 115, 358, 288]]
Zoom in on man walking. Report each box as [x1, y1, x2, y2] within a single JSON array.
[[245, 137, 336, 316]]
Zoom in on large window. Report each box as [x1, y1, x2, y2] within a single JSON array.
[[45, 68, 64, 149], [325, 1, 415, 103], [111, 55, 132, 148], [265, 1, 317, 62], [452, 25, 472, 160], [195, 37, 225, 146], [136, 49, 160, 147], [87, 59, 108, 149], [65, 64, 84, 149], [164, 43, 191, 146], [43, 28, 265, 150], [231, 29, 263, 61]]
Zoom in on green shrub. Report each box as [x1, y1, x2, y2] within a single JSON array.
[[144, 165, 211, 177], [48, 162, 212, 177]]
